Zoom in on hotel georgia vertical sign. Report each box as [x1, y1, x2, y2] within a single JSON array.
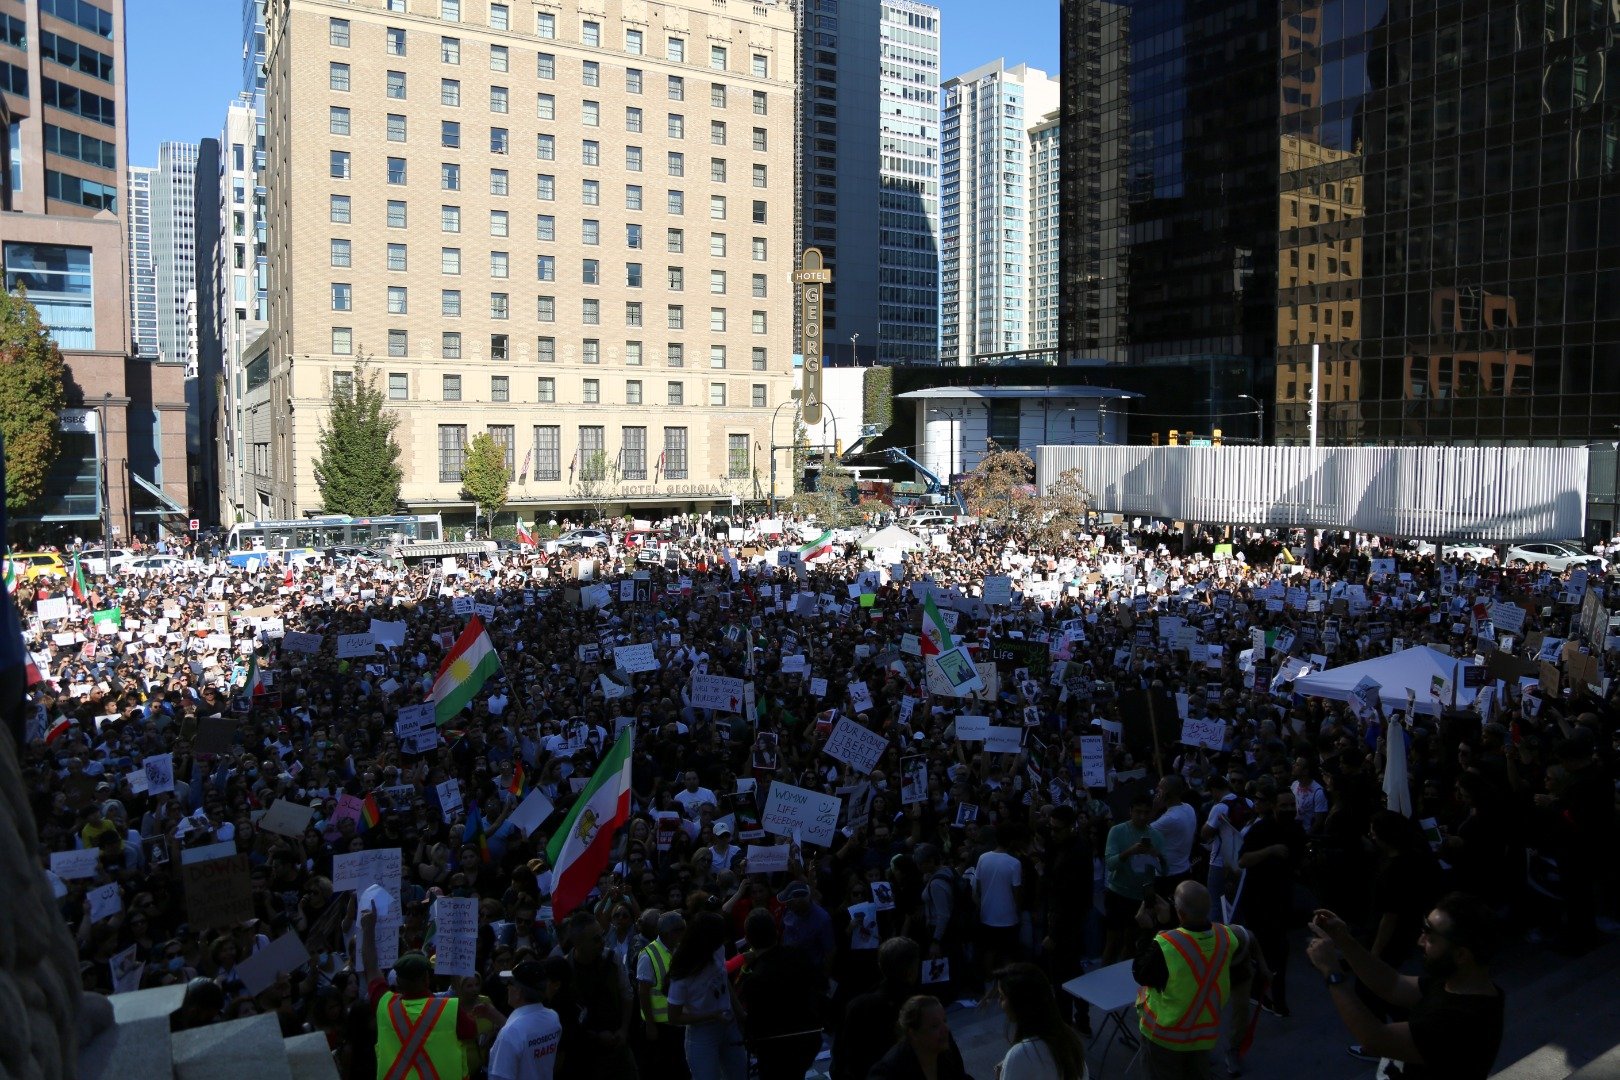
[[794, 248, 831, 426]]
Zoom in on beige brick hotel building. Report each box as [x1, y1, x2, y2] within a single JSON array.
[[247, 0, 797, 520]]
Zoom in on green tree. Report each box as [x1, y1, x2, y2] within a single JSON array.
[[312, 361, 402, 515], [1030, 466, 1093, 548], [571, 449, 622, 524], [787, 456, 863, 527], [0, 288, 68, 511], [958, 443, 1039, 529], [461, 432, 511, 530]]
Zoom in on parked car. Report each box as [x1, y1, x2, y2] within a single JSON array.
[[907, 511, 961, 531], [557, 528, 612, 548], [125, 555, 183, 575], [1504, 541, 1605, 573], [78, 547, 135, 575], [9, 552, 66, 581]]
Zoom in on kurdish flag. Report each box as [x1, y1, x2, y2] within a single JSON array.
[[547, 728, 635, 921], [918, 593, 955, 657], [68, 555, 90, 604], [428, 615, 500, 726], [799, 529, 835, 563]]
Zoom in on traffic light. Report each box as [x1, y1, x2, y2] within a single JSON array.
[[1168, 429, 1179, 446], [1212, 428, 1223, 446], [1151, 432, 1160, 446]]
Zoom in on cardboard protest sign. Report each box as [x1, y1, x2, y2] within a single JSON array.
[[181, 854, 255, 930], [822, 717, 888, 775], [760, 781, 840, 847], [281, 631, 322, 654], [745, 844, 791, 874], [1179, 717, 1226, 751], [258, 798, 316, 838], [613, 643, 659, 673], [508, 789, 556, 837], [690, 672, 747, 712]]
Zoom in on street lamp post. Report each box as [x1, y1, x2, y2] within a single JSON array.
[[768, 397, 798, 512], [1237, 394, 1264, 445], [99, 393, 114, 567]]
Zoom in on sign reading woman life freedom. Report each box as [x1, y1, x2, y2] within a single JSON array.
[[794, 248, 831, 426]]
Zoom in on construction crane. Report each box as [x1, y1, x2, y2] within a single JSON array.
[[879, 447, 968, 514]]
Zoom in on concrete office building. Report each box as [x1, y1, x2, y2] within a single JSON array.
[[939, 60, 1058, 366], [0, 0, 189, 541], [150, 139, 198, 369], [1028, 108, 1061, 354], [797, 0, 940, 366], [251, 0, 799, 522], [126, 162, 156, 356]]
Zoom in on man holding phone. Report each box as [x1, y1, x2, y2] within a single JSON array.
[[1103, 794, 1168, 964]]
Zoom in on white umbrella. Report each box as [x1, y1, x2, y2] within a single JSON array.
[[1383, 718, 1412, 817]]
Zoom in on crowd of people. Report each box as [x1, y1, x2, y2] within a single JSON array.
[[16, 508, 1618, 1080]]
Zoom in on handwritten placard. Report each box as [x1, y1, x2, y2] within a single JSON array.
[[181, 854, 255, 930], [281, 631, 322, 654], [760, 781, 840, 848], [336, 633, 375, 659], [1178, 717, 1226, 751], [429, 896, 479, 977], [613, 643, 658, 673], [822, 717, 888, 775], [745, 844, 791, 874]]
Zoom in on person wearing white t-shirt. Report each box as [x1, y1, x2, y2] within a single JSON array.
[[1290, 758, 1329, 835], [1199, 774, 1250, 904], [1150, 774, 1198, 887], [489, 960, 564, 1080], [974, 823, 1025, 985], [672, 771, 717, 821], [664, 912, 747, 1080]]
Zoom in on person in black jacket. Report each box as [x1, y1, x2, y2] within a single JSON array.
[[828, 935, 919, 1080], [735, 909, 824, 1080], [867, 995, 970, 1080], [1040, 804, 1093, 1034]]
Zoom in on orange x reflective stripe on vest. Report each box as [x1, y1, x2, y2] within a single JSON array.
[[384, 995, 448, 1080], [1138, 925, 1233, 1048]]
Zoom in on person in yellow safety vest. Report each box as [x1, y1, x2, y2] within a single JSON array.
[[1132, 881, 1238, 1080], [360, 906, 503, 1080], [633, 911, 689, 1080]]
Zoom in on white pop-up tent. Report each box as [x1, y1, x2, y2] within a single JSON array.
[[1292, 646, 1480, 716], [858, 525, 924, 551]]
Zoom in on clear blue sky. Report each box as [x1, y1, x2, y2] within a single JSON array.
[[125, 0, 1061, 163]]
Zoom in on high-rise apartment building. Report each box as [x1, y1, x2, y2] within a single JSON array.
[[252, 0, 798, 522], [1060, 1, 1620, 450], [1028, 108, 1061, 354], [151, 140, 198, 369], [126, 162, 157, 356], [0, 0, 189, 539], [939, 60, 1057, 366], [797, 0, 940, 365]]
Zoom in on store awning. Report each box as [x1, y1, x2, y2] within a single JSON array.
[[131, 473, 187, 517]]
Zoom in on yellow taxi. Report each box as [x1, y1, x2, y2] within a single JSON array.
[[9, 552, 67, 581]]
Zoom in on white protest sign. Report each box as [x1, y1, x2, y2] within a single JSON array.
[[847, 680, 875, 713], [143, 753, 175, 796], [87, 883, 122, 922], [436, 779, 463, 819], [953, 714, 991, 741], [508, 788, 556, 837], [745, 844, 791, 874], [236, 932, 310, 997], [369, 620, 407, 649], [281, 631, 323, 654], [690, 672, 747, 712], [452, 597, 474, 616], [1488, 602, 1526, 635], [760, 781, 841, 848], [1179, 717, 1226, 750], [336, 633, 375, 658], [984, 726, 1025, 755], [50, 849, 101, 880], [1080, 735, 1107, 789], [613, 643, 659, 673], [110, 944, 143, 994], [429, 896, 479, 977], [809, 677, 828, 698], [982, 575, 1013, 607], [396, 702, 436, 741], [332, 848, 403, 894], [259, 798, 316, 838], [823, 717, 888, 775], [36, 597, 69, 622]]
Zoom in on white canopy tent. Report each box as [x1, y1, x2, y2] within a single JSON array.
[[1292, 646, 1480, 716], [858, 525, 924, 552]]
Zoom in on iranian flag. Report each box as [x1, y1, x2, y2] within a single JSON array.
[[428, 615, 500, 726], [799, 529, 835, 563], [2, 554, 14, 594], [546, 727, 634, 921], [516, 521, 537, 548], [68, 555, 90, 604], [919, 593, 955, 657], [243, 652, 266, 697]]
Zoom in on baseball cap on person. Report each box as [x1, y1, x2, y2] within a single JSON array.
[[777, 881, 810, 903], [499, 960, 548, 995], [712, 821, 731, 836], [394, 952, 432, 979]]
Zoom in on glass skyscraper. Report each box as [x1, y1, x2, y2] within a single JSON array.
[[1062, 0, 1620, 446]]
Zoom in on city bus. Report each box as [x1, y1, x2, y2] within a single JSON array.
[[225, 514, 444, 553]]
